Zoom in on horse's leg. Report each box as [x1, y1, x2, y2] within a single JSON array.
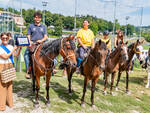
[[67, 67, 73, 95], [115, 70, 122, 91], [81, 77, 89, 107], [45, 72, 51, 106], [146, 71, 150, 88], [31, 56, 36, 92], [103, 71, 105, 80], [35, 75, 40, 107], [104, 72, 109, 95], [110, 72, 116, 95], [91, 77, 98, 108], [126, 71, 130, 94]]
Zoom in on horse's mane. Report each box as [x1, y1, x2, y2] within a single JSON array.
[[41, 39, 61, 56], [40, 38, 76, 56], [109, 47, 120, 58], [128, 43, 134, 50]]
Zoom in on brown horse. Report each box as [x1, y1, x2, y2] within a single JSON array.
[[30, 36, 77, 107], [104, 41, 128, 95], [80, 39, 108, 107], [115, 39, 143, 94]]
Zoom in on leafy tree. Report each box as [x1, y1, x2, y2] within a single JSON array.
[[89, 22, 98, 35]]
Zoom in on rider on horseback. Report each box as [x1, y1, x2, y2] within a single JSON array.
[[24, 11, 48, 79], [76, 20, 95, 74]]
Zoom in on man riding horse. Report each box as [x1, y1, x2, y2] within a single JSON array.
[[24, 11, 48, 79], [76, 20, 95, 74]]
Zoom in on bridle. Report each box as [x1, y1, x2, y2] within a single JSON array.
[[133, 43, 141, 54], [59, 38, 75, 65]]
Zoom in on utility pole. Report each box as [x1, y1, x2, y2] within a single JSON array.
[[125, 16, 130, 39], [103, 0, 117, 36], [42, 1, 48, 25], [74, 0, 77, 31], [139, 7, 143, 38], [112, 0, 116, 37]]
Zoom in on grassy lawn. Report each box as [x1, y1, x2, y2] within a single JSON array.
[[3, 64, 149, 113]]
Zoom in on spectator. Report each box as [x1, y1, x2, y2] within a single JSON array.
[[7, 33, 15, 47], [0, 32, 21, 111]]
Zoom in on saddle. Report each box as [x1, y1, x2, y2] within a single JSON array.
[[29, 43, 39, 54]]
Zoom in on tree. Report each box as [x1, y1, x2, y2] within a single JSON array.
[[53, 19, 63, 36], [89, 22, 98, 35]]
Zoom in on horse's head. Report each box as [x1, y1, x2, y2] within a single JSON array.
[[131, 39, 144, 60], [118, 41, 128, 62], [92, 39, 108, 70], [59, 35, 77, 68]]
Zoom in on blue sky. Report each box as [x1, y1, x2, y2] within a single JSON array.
[[0, 0, 150, 26]]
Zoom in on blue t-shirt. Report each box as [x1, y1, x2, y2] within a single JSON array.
[[27, 24, 47, 42]]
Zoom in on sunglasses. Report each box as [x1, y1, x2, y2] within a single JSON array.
[[1, 37, 9, 41]]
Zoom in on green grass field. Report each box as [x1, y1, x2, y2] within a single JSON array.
[[6, 65, 150, 113]]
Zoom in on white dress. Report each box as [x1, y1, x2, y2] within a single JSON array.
[[0, 45, 13, 64]]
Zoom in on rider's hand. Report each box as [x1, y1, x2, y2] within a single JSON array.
[[37, 40, 43, 44], [83, 45, 87, 49]]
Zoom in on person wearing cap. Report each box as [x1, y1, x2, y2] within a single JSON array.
[[101, 30, 111, 53], [76, 20, 95, 73], [114, 30, 124, 48]]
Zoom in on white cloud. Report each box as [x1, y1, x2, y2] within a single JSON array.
[[0, 0, 150, 26]]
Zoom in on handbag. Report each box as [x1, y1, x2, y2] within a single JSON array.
[[0, 44, 16, 83], [1, 64, 16, 83]]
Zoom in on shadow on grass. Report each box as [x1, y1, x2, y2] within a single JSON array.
[[50, 81, 80, 105], [120, 76, 145, 86], [13, 80, 46, 104]]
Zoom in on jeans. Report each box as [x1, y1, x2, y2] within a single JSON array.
[[77, 46, 90, 67], [24, 47, 30, 72]]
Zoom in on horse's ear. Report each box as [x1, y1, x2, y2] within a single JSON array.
[[99, 39, 101, 45], [106, 39, 110, 45], [125, 41, 128, 45], [136, 39, 140, 43], [140, 40, 144, 44]]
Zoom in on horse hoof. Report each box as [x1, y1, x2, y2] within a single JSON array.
[[110, 92, 115, 96], [115, 87, 118, 91], [126, 91, 131, 95], [145, 85, 149, 88], [91, 105, 96, 109], [103, 91, 107, 95], [81, 103, 85, 108], [69, 93, 73, 96], [46, 103, 51, 107], [34, 103, 39, 108]]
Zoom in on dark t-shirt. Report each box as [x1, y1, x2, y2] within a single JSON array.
[[8, 39, 15, 47], [27, 24, 47, 42]]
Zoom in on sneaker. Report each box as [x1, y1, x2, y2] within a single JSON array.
[[25, 73, 31, 79], [53, 69, 58, 74], [76, 67, 80, 74]]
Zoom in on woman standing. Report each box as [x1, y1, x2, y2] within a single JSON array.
[[0, 32, 21, 111]]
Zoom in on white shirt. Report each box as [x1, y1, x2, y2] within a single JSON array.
[[0, 45, 13, 64]]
